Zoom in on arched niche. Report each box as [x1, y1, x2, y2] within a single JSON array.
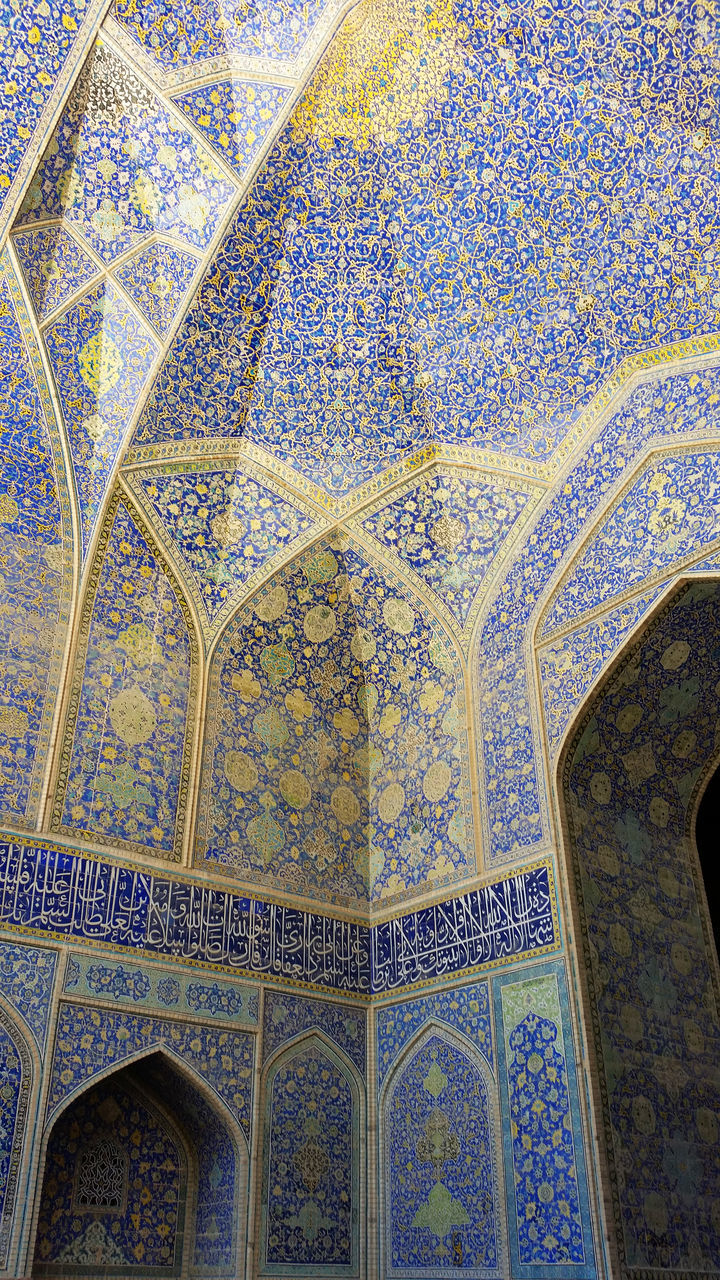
[[29, 1046, 248, 1280], [0, 996, 34, 1272], [259, 1031, 365, 1277], [379, 1021, 504, 1279], [559, 578, 720, 1277]]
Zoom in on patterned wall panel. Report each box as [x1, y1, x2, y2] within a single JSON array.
[[48, 1002, 255, 1137], [261, 1038, 360, 1274], [16, 40, 235, 265], [64, 952, 259, 1024], [196, 539, 473, 909], [263, 990, 365, 1072], [130, 461, 318, 632], [362, 467, 536, 634], [478, 363, 720, 863], [113, 0, 331, 66], [52, 498, 197, 860], [563, 581, 720, 1276], [0, 0, 100, 228], [376, 981, 492, 1086], [12, 226, 99, 323], [495, 964, 596, 1278], [0, 263, 72, 829], [0, 941, 57, 1054], [173, 81, 293, 180], [0, 1007, 31, 1269], [541, 450, 720, 639], [44, 282, 158, 560], [113, 243, 201, 339], [382, 1029, 502, 1278], [34, 1075, 187, 1275]]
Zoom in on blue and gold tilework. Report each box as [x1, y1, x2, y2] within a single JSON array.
[[0, 940, 57, 1054], [384, 1031, 501, 1276], [0, 268, 72, 829], [12, 226, 99, 323], [363, 467, 535, 631], [541, 451, 720, 639], [173, 80, 293, 181], [0, 1008, 31, 1269], [478, 364, 720, 863], [112, 242, 201, 339], [48, 1001, 255, 1135], [262, 1040, 357, 1270], [0, 0, 98, 226], [564, 582, 720, 1273], [64, 950, 259, 1023], [15, 40, 236, 265], [495, 965, 595, 1276], [44, 281, 158, 560], [135, 0, 720, 492], [196, 539, 473, 908], [52, 499, 196, 860], [376, 981, 492, 1086], [133, 462, 317, 630], [113, 0, 330, 67], [264, 990, 365, 1071], [34, 1075, 185, 1272]]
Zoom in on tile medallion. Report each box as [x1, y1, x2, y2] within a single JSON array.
[[52, 498, 197, 860], [44, 280, 158, 560], [16, 40, 236, 265]]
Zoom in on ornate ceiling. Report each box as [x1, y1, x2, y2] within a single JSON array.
[[0, 0, 718, 920]]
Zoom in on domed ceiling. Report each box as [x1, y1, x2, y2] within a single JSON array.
[[0, 0, 718, 918]]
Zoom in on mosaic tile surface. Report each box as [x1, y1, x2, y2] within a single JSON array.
[[0, 1009, 31, 1268], [263, 990, 365, 1072], [542, 451, 720, 637], [0, 268, 72, 828], [174, 80, 292, 180], [0, 941, 57, 1053], [12, 226, 99, 322], [34, 1076, 185, 1271], [376, 981, 492, 1086], [133, 463, 316, 628], [113, 242, 200, 338], [0, 0, 98, 225], [363, 468, 534, 629], [44, 282, 158, 559], [114, 0, 329, 66], [48, 1001, 255, 1136], [496, 966, 595, 1276], [478, 364, 720, 862], [196, 539, 473, 908], [565, 582, 720, 1272], [262, 1041, 356, 1270], [16, 41, 236, 265], [135, 0, 720, 496], [53, 500, 196, 860], [539, 585, 667, 756], [385, 1032, 500, 1276], [64, 951, 258, 1023]]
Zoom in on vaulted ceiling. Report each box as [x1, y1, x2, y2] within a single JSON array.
[[0, 0, 718, 918]]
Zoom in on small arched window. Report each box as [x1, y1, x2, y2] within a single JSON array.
[[74, 1137, 127, 1212]]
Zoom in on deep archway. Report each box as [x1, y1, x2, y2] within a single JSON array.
[[560, 579, 720, 1280], [30, 1049, 245, 1280], [694, 763, 720, 963]]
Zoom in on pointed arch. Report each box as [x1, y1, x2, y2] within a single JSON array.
[[258, 1029, 365, 1279], [29, 1043, 249, 1280], [379, 1018, 505, 1280], [0, 994, 36, 1274], [49, 488, 202, 862]]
